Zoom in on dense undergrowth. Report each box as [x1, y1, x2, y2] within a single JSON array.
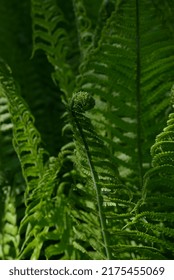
[[0, 0, 174, 260]]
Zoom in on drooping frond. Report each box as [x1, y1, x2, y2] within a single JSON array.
[[0, 60, 73, 260], [0, 59, 45, 200]]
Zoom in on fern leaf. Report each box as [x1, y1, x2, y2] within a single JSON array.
[[19, 156, 60, 259], [152, 0, 174, 37], [0, 73, 26, 259], [68, 91, 135, 259], [77, 0, 174, 190], [129, 86, 174, 259], [0, 186, 20, 260], [0, 93, 17, 175], [19, 154, 73, 260], [31, 0, 75, 97], [72, 0, 93, 59], [144, 87, 174, 198], [92, 0, 116, 48], [0, 59, 45, 200]]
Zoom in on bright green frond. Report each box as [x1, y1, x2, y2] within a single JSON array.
[[18, 155, 66, 259], [131, 86, 174, 259], [0, 186, 20, 260], [0, 59, 45, 200]]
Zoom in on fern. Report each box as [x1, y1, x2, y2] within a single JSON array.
[[19, 155, 64, 259], [72, 0, 93, 59], [118, 85, 174, 260], [0, 59, 79, 260], [0, 60, 45, 197], [31, 0, 75, 98], [0, 0, 174, 260], [137, 87, 174, 258], [0, 64, 25, 260], [68, 91, 136, 259], [77, 0, 174, 190], [0, 186, 20, 260]]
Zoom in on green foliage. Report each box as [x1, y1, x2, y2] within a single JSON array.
[[0, 186, 20, 259], [0, 0, 174, 260]]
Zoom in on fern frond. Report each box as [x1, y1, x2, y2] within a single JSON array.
[[0, 94, 15, 173], [0, 76, 26, 258], [68, 91, 135, 259], [93, 0, 116, 48], [18, 155, 64, 259], [0, 59, 46, 200], [0, 60, 74, 260], [0, 186, 20, 260], [77, 0, 174, 190], [144, 88, 174, 199], [1, 0, 174, 261], [152, 0, 174, 37], [72, 0, 93, 59], [31, 0, 75, 97], [0, 0, 62, 156], [129, 86, 174, 259]]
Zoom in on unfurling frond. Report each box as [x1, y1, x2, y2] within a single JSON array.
[[68, 91, 135, 259], [71, 91, 95, 112]]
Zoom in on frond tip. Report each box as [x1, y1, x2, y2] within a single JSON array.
[[71, 91, 95, 112]]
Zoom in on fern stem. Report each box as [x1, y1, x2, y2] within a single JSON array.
[[135, 0, 143, 186], [72, 110, 111, 259]]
